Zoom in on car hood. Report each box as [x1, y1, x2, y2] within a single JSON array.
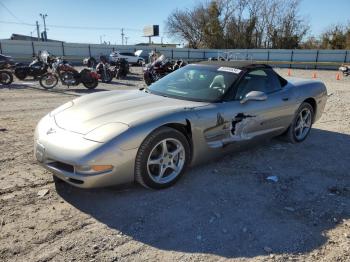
[[54, 90, 207, 135]]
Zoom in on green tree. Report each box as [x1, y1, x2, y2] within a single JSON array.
[[203, 1, 224, 48]]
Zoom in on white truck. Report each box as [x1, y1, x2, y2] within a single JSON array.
[[109, 50, 144, 66]]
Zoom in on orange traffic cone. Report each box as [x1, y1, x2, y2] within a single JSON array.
[[312, 72, 317, 79], [336, 73, 341, 80], [287, 69, 291, 76]]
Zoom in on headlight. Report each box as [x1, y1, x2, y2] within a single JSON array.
[[50, 101, 74, 116], [84, 122, 129, 143]]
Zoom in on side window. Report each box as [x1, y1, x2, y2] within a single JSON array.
[[234, 69, 282, 100], [265, 69, 282, 93], [235, 70, 268, 100]]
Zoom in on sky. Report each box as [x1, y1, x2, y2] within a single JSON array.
[[0, 0, 349, 45]]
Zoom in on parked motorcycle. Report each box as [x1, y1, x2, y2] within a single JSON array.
[[39, 51, 99, 90], [111, 58, 129, 79], [339, 64, 350, 76], [95, 55, 113, 83], [14, 52, 50, 80], [0, 54, 15, 85], [143, 55, 186, 86]]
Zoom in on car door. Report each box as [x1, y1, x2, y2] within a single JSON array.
[[119, 52, 129, 62], [127, 53, 137, 63], [215, 68, 296, 147]]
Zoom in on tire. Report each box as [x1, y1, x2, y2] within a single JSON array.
[[135, 127, 191, 189], [83, 78, 98, 89], [102, 70, 113, 83], [14, 69, 27, 80], [143, 72, 154, 86], [39, 73, 58, 89], [0, 71, 13, 85], [285, 102, 314, 143]]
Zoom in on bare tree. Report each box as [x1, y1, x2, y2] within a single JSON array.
[[166, 4, 207, 48], [166, 0, 309, 49]]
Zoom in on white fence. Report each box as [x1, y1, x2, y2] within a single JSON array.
[[1, 40, 349, 69]]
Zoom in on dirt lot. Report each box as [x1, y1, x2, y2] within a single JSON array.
[[0, 67, 349, 262]]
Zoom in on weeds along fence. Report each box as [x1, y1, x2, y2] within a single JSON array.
[[0, 40, 349, 69]]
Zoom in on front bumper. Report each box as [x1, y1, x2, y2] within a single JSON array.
[[34, 114, 137, 188]]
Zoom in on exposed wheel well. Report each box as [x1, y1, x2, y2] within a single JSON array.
[[303, 98, 317, 122], [163, 121, 193, 158]]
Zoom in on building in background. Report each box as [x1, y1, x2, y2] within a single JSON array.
[[135, 42, 178, 48], [5, 33, 63, 43]]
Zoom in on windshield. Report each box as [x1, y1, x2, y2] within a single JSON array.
[[148, 65, 240, 102], [40, 50, 50, 63]]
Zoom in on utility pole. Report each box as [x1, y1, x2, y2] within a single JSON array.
[[40, 13, 48, 41], [36, 21, 40, 41], [125, 37, 128, 45], [99, 34, 105, 44], [121, 28, 124, 45]]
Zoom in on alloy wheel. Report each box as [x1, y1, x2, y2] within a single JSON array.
[[147, 138, 185, 184], [294, 107, 312, 140]]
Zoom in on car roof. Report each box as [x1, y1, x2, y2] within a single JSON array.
[[196, 60, 271, 70]]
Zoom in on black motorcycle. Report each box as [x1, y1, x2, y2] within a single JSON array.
[[0, 54, 14, 85], [339, 64, 350, 76], [111, 58, 129, 79], [14, 52, 50, 80], [143, 55, 186, 86]]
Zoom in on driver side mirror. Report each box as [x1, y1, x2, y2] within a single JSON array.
[[240, 91, 267, 104]]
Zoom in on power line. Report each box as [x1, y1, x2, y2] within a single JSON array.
[[0, 2, 24, 23], [0, 20, 35, 26], [0, 20, 142, 32]]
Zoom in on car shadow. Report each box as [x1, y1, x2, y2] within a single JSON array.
[[104, 80, 136, 87], [56, 128, 350, 258], [63, 88, 109, 93]]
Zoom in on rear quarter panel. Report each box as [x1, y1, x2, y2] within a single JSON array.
[[287, 78, 328, 122]]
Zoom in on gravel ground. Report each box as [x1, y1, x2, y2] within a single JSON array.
[[0, 67, 349, 262]]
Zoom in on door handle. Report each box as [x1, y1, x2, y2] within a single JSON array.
[[282, 97, 289, 101]]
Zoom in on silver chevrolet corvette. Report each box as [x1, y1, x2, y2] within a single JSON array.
[[34, 61, 327, 189]]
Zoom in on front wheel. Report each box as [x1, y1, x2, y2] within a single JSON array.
[[0, 71, 13, 85], [143, 72, 154, 86], [135, 127, 191, 189], [285, 102, 314, 143], [39, 73, 58, 89], [101, 70, 113, 83]]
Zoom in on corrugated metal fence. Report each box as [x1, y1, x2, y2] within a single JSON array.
[[0, 40, 349, 69]]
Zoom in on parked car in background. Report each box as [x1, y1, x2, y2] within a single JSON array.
[[109, 50, 144, 66]]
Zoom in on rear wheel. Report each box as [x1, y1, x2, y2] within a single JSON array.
[[285, 102, 314, 143], [0, 71, 13, 85], [39, 73, 58, 89], [135, 127, 190, 189], [83, 78, 98, 89]]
